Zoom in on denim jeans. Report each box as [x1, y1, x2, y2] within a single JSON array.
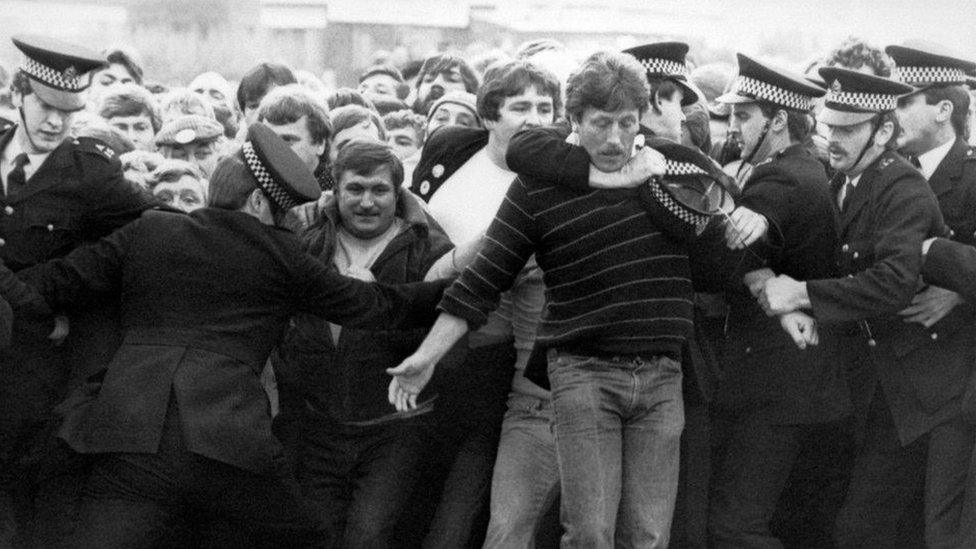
[[547, 350, 684, 549], [483, 392, 560, 549]]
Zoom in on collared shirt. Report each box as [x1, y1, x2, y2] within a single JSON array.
[[916, 139, 955, 181], [837, 173, 862, 209], [1, 128, 52, 195]]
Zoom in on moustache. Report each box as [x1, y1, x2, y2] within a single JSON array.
[[828, 146, 847, 156], [598, 146, 625, 156]]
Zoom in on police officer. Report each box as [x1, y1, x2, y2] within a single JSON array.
[[705, 53, 852, 548], [0, 124, 450, 547], [759, 68, 971, 548], [0, 35, 157, 546]]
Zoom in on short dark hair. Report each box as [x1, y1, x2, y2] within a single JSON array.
[[332, 139, 404, 190], [920, 85, 971, 138], [565, 51, 650, 121], [647, 77, 682, 112], [359, 64, 404, 84], [415, 53, 479, 93], [331, 104, 387, 141], [98, 83, 162, 132], [756, 102, 814, 143], [258, 84, 332, 144], [327, 87, 377, 112], [879, 111, 901, 150], [105, 48, 144, 85], [208, 150, 257, 210], [236, 63, 297, 112], [477, 60, 562, 122], [383, 109, 426, 145], [11, 71, 32, 97]]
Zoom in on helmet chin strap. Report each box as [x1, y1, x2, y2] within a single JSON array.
[[17, 106, 43, 153], [735, 118, 771, 182], [847, 115, 884, 176]]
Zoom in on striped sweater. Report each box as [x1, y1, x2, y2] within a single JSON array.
[[440, 174, 695, 362]]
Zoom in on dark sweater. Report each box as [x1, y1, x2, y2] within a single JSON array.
[[439, 174, 695, 379]]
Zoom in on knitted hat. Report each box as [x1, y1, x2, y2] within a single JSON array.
[[426, 91, 480, 125]]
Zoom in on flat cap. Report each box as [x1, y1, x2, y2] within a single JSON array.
[[427, 91, 480, 124], [12, 35, 106, 111], [886, 43, 976, 90], [718, 53, 825, 112], [622, 42, 699, 105], [817, 67, 914, 126], [242, 123, 320, 211], [155, 115, 223, 147]]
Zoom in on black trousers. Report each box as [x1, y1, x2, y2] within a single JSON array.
[[709, 410, 853, 549], [297, 413, 430, 548], [72, 398, 327, 549]]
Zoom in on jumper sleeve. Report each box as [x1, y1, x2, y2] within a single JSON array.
[[506, 126, 592, 191], [439, 177, 539, 329]]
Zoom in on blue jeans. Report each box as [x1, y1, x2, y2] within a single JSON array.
[[484, 393, 560, 549], [547, 350, 684, 549]]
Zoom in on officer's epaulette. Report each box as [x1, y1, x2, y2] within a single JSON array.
[[73, 136, 117, 161]]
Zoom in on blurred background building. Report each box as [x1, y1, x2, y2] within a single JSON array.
[[1, 0, 974, 88]]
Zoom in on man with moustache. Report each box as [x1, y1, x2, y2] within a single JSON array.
[[707, 53, 852, 548], [759, 67, 971, 548], [410, 53, 479, 116]]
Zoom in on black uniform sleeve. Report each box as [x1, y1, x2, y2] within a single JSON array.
[[18, 218, 135, 310], [78, 142, 160, 236], [506, 126, 592, 191], [292, 253, 451, 330], [922, 238, 976, 302]]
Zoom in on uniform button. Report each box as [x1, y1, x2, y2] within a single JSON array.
[[868, 338, 877, 347], [931, 332, 939, 340], [949, 229, 956, 238], [46, 224, 54, 231], [847, 274, 854, 278], [853, 252, 859, 259], [0, 238, 5, 246], [4, 206, 12, 215], [841, 244, 850, 252], [744, 347, 752, 354]]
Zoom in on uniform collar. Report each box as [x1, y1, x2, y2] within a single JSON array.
[[2, 126, 54, 171], [916, 138, 955, 180]]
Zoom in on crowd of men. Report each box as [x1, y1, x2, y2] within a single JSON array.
[[0, 26, 976, 549]]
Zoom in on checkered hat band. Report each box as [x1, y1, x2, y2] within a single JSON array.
[[646, 179, 710, 231], [242, 142, 297, 211], [893, 65, 967, 85], [825, 89, 897, 111], [665, 160, 710, 177], [733, 76, 813, 111], [639, 58, 689, 78], [21, 57, 84, 91]]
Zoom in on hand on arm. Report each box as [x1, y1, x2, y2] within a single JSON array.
[[588, 147, 667, 189], [758, 275, 810, 316], [898, 285, 962, 328], [387, 312, 469, 411], [743, 268, 776, 298], [724, 206, 768, 249]]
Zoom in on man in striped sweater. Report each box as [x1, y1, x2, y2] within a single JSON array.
[[388, 50, 704, 548]]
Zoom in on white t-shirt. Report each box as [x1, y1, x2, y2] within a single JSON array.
[[427, 147, 517, 245]]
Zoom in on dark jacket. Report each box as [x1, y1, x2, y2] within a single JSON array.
[[711, 144, 850, 424], [807, 150, 963, 444], [11, 208, 449, 474], [0, 125, 157, 441], [928, 137, 976, 246], [409, 126, 489, 202], [278, 191, 455, 424]]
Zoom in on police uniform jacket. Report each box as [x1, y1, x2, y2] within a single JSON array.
[[806, 150, 964, 444], [713, 144, 851, 424], [0, 126, 157, 383], [928, 137, 976, 246], [13, 208, 449, 474]]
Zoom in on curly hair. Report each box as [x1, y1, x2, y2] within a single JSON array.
[[823, 37, 893, 78], [382, 109, 426, 144]]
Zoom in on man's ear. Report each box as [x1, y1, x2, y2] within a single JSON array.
[[874, 119, 896, 148], [770, 109, 789, 133], [935, 99, 954, 125], [247, 188, 265, 211]]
